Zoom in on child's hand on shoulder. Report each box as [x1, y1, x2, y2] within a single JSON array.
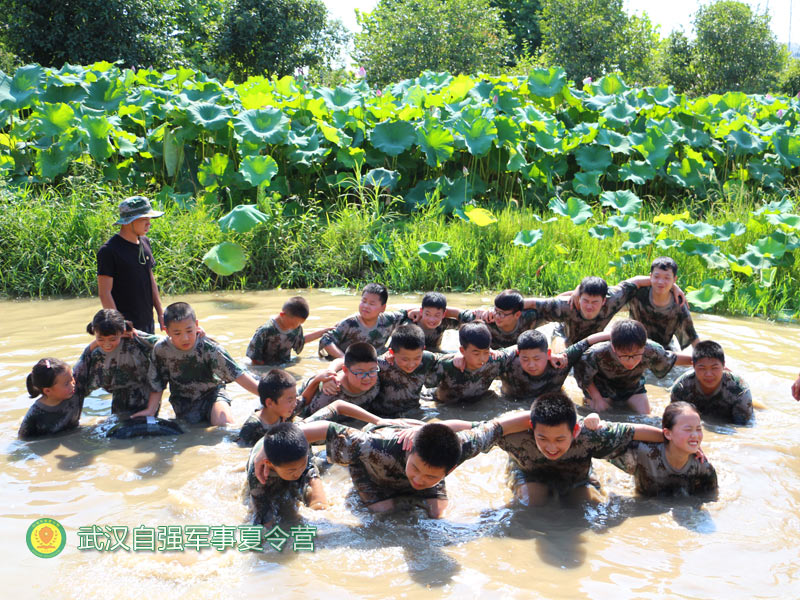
[[407, 308, 422, 322], [397, 425, 421, 451], [453, 354, 466, 371], [377, 417, 425, 428], [320, 374, 340, 396], [549, 353, 568, 368], [473, 308, 492, 322], [582, 412, 605, 430]]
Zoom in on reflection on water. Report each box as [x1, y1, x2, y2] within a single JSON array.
[[1, 290, 799, 599]]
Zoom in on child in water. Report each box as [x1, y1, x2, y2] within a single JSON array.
[[18, 358, 84, 440]]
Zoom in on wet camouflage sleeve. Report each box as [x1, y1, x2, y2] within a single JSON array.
[[303, 379, 380, 417], [670, 370, 753, 425], [610, 441, 718, 496], [371, 351, 442, 416], [487, 309, 542, 349], [319, 310, 407, 355], [455, 420, 504, 465], [246, 319, 305, 364], [238, 413, 269, 447], [627, 287, 699, 349], [499, 341, 589, 401], [18, 394, 84, 440], [324, 422, 370, 466], [409, 314, 464, 352], [429, 354, 503, 404], [574, 341, 675, 397], [642, 340, 678, 379]]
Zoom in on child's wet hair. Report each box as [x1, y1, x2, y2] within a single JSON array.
[[282, 296, 309, 320], [86, 308, 132, 336], [459, 321, 491, 350], [344, 342, 378, 368], [692, 340, 725, 365], [262, 423, 309, 466], [611, 319, 647, 350], [494, 289, 524, 313], [411, 423, 461, 473], [258, 369, 296, 406], [663, 401, 700, 430], [530, 391, 577, 431], [163, 302, 196, 327], [517, 330, 548, 352], [362, 283, 388, 305], [26, 358, 71, 398], [421, 291, 447, 311], [390, 324, 425, 352], [578, 276, 608, 298], [651, 256, 678, 276]]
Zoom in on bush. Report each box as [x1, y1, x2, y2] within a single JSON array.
[[659, 30, 697, 94], [779, 58, 800, 97]]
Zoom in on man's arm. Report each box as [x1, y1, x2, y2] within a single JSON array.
[[149, 270, 164, 331], [97, 275, 116, 310], [304, 326, 333, 343], [235, 372, 260, 395], [631, 423, 665, 442], [624, 275, 685, 304], [298, 420, 333, 445]]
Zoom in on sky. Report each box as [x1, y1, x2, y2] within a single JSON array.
[[323, 0, 799, 54]]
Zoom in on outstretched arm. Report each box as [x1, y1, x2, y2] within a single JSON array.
[[304, 326, 333, 344], [235, 372, 260, 395]]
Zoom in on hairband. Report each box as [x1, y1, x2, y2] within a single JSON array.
[[44, 359, 51, 369]]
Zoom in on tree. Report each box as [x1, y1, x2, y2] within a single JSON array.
[[692, 0, 785, 94], [0, 0, 180, 69], [659, 30, 697, 93], [215, 0, 347, 82], [780, 58, 800, 97], [354, 0, 513, 87], [616, 13, 661, 86], [489, 0, 542, 62]]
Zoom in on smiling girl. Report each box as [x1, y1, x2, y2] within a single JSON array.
[[18, 358, 84, 440]]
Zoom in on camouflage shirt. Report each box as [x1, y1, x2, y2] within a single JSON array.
[[574, 340, 677, 399], [325, 420, 504, 499], [73, 331, 159, 415], [533, 282, 638, 345], [371, 351, 449, 416], [627, 287, 699, 349], [610, 441, 718, 496], [498, 420, 635, 494], [237, 406, 304, 447], [499, 340, 589, 401], [299, 375, 380, 417], [460, 308, 542, 349], [246, 436, 320, 526], [148, 336, 244, 406], [18, 394, 85, 440], [403, 310, 473, 352], [246, 318, 305, 364], [670, 370, 753, 425], [319, 310, 408, 356], [429, 354, 505, 404]]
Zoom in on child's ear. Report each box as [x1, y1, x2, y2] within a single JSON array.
[[663, 428, 672, 441], [388, 349, 394, 356], [546, 349, 552, 358], [572, 423, 581, 438], [458, 346, 465, 354]]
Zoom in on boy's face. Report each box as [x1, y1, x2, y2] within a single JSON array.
[[694, 357, 724, 390], [420, 306, 445, 329], [578, 294, 606, 320], [493, 307, 521, 330], [533, 421, 580, 460], [664, 409, 703, 455], [268, 455, 309, 481], [267, 386, 298, 420], [405, 451, 448, 489], [44, 371, 76, 401], [612, 344, 646, 370], [279, 312, 306, 331], [391, 347, 424, 374], [343, 361, 380, 392], [460, 343, 490, 370], [95, 332, 123, 354], [650, 267, 676, 296], [518, 347, 550, 377], [166, 318, 199, 351], [130, 217, 151, 237], [358, 292, 386, 321]]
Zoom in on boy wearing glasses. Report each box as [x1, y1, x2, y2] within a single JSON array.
[[573, 319, 692, 414]]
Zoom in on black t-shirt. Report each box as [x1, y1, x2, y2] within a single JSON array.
[[97, 234, 156, 332]]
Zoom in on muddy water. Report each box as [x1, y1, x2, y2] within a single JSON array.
[[1, 290, 799, 599]]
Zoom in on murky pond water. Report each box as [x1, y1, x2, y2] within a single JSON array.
[[2, 290, 799, 599]]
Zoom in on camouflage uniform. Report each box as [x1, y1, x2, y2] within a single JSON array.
[[574, 340, 677, 404], [298, 375, 380, 418], [403, 310, 474, 352], [148, 336, 245, 424], [324, 420, 503, 504], [371, 351, 450, 416], [72, 331, 159, 416], [533, 282, 638, 346], [498, 340, 589, 402], [428, 354, 505, 404], [18, 394, 85, 440], [610, 441, 718, 496], [670, 370, 753, 425], [246, 436, 320, 526], [318, 310, 408, 356], [460, 308, 542, 349], [627, 287, 699, 349], [498, 420, 635, 495], [246, 318, 305, 364]]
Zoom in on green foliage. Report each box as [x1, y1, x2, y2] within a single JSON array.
[[659, 30, 697, 94], [354, 0, 513, 87], [490, 0, 542, 62], [780, 58, 800, 98]]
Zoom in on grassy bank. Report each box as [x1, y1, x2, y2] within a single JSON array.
[[1, 180, 798, 321]]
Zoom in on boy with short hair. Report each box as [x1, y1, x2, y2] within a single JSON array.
[[627, 256, 699, 349], [669, 340, 753, 424], [318, 283, 407, 359], [497, 391, 664, 506], [429, 321, 505, 404], [574, 319, 693, 414], [238, 368, 308, 446], [404, 292, 472, 352], [134, 301, 260, 425], [482, 289, 543, 349], [247, 296, 332, 365], [497, 330, 609, 402], [97, 196, 165, 333], [295, 410, 531, 518]]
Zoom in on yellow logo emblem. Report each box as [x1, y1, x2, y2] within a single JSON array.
[[26, 518, 66, 558]]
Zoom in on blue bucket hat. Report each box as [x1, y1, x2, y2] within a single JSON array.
[[114, 196, 165, 225]]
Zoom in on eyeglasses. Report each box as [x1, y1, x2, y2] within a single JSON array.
[[616, 352, 644, 360], [494, 309, 517, 318], [350, 367, 380, 379]]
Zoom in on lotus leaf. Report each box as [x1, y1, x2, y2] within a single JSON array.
[[513, 229, 543, 247], [418, 241, 451, 262], [218, 204, 269, 233], [203, 241, 247, 275]]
